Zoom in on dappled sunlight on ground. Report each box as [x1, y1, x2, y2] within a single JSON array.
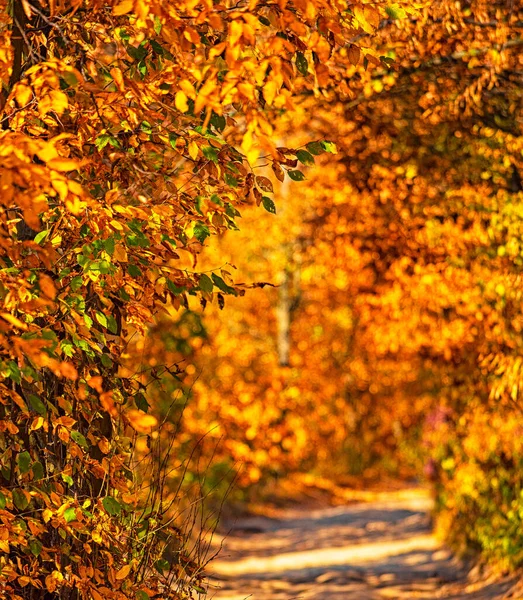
[[207, 489, 519, 600]]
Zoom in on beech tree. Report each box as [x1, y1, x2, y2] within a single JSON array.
[[0, 0, 413, 597]]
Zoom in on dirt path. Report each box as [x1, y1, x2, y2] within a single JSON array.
[[207, 489, 518, 600]]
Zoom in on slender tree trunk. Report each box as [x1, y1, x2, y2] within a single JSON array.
[[277, 265, 291, 367]]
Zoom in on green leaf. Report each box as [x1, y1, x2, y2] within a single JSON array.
[[127, 44, 147, 61], [95, 134, 111, 151], [70, 276, 83, 292], [62, 71, 79, 88], [71, 431, 89, 449], [34, 230, 49, 245], [102, 496, 122, 516], [212, 274, 236, 295], [288, 170, 306, 181], [194, 223, 210, 244], [17, 452, 31, 475], [100, 353, 113, 368], [12, 488, 29, 510], [29, 539, 42, 557], [306, 141, 324, 155], [225, 203, 241, 218], [107, 315, 118, 334], [62, 474, 74, 486], [28, 394, 47, 416], [386, 4, 407, 19], [202, 146, 218, 163], [296, 150, 315, 166], [199, 274, 214, 293], [210, 113, 226, 133], [224, 173, 238, 188], [32, 462, 44, 481], [154, 559, 170, 574], [95, 312, 108, 329], [135, 392, 150, 413], [64, 507, 77, 523], [149, 39, 164, 55], [7, 362, 21, 384], [61, 340, 75, 358], [167, 280, 184, 295], [296, 51, 309, 76], [0, 491, 6, 509], [193, 585, 207, 594], [262, 196, 276, 214], [127, 264, 142, 278], [321, 140, 337, 154], [103, 237, 115, 256]]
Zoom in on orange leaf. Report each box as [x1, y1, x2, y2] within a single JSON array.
[[110, 67, 125, 92], [127, 410, 158, 433], [39, 274, 57, 300], [91, 589, 104, 600], [113, 0, 133, 15], [58, 362, 78, 381], [115, 564, 131, 580], [347, 45, 360, 66]]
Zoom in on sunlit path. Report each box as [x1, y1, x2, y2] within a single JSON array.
[[208, 489, 517, 600]]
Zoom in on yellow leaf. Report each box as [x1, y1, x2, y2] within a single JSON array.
[[185, 222, 195, 238], [354, 6, 375, 34], [188, 141, 199, 161], [91, 530, 102, 544], [127, 409, 158, 433], [110, 219, 124, 231], [35, 142, 59, 163], [30, 416, 44, 432], [113, 243, 128, 262], [51, 178, 69, 200], [229, 20, 243, 48], [66, 196, 87, 215], [0, 312, 27, 330], [263, 79, 279, 106], [113, 0, 134, 15], [175, 90, 189, 113], [115, 564, 131, 580], [42, 509, 53, 523], [15, 84, 32, 106], [49, 90, 69, 115], [47, 158, 79, 171]]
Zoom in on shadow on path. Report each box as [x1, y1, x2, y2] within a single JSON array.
[[207, 489, 517, 600]]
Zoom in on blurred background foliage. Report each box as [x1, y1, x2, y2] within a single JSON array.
[[139, 0, 523, 572]]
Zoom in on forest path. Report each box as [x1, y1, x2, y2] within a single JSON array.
[[207, 488, 518, 600]]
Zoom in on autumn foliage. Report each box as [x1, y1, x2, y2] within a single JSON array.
[[185, 0, 523, 570], [2, 0, 523, 597], [0, 0, 416, 597]]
